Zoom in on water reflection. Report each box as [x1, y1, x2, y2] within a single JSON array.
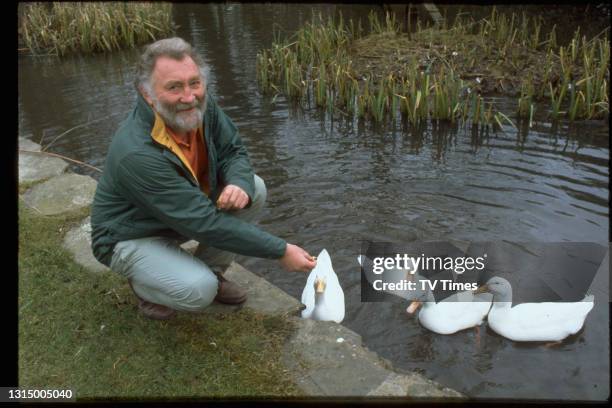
[[19, 49, 140, 170]]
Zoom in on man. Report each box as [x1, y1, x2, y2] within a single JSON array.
[[91, 37, 316, 320]]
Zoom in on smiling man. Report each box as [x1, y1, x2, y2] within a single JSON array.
[[91, 37, 316, 320]]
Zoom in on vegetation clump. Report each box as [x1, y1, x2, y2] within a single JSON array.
[[19, 2, 175, 56], [256, 9, 609, 125]]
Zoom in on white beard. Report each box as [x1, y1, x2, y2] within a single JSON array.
[[152, 94, 207, 133]]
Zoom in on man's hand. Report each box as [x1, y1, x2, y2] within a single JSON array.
[[280, 243, 317, 272], [216, 184, 249, 210]]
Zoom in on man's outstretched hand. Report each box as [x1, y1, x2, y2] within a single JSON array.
[[280, 243, 317, 272], [217, 184, 249, 210]]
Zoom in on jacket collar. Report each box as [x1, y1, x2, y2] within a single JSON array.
[[134, 92, 156, 128]]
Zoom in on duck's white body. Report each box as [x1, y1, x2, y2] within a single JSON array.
[[482, 277, 595, 342], [301, 249, 345, 323], [414, 289, 493, 335], [487, 299, 595, 342], [357, 254, 492, 334]]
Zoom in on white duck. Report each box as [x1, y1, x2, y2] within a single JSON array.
[[357, 254, 492, 335], [301, 249, 345, 323], [407, 277, 493, 335], [474, 276, 595, 342]]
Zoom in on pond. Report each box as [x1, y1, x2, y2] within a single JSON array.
[[18, 3, 609, 401]]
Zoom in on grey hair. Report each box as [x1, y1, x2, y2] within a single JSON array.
[[135, 37, 209, 97]]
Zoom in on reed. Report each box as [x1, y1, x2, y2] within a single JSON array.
[[256, 7, 609, 125], [549, 78, 568, 119], [356, 78, 370, 119], [531, 17, 542, 50], [346, 76, 358, 115], [542, 25, 554, 55], [494, 111, 518, 131], [517, 74, 535, 120], [255, 50, 271, 93], [368, 10, 385, 35], [314, 64, 328, 107], [20, 2, 173, 56], [388, 74, 399, 121], [370, 81, 387, 122]]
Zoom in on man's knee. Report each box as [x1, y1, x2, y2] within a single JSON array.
[[251, 174, 267, 210], [178, 274, 218, 312]]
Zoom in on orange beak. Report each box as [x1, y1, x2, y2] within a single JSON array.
[[314, 278, 326, 293], [473, 284, 489, 295], [406, 300, 422, 314]]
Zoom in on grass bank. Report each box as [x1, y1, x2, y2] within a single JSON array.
[[18, 203, 301, 399], [256, 8, 609, 125], [19, 2, 174, 56]]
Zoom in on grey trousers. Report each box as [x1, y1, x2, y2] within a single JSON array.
[[109, 175, 267, 312]]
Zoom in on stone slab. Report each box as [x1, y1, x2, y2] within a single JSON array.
[[282, 317, 463, 398], [19, 150, 69, 183], [203, 262, 304, 316], [282, 318, 391, 396], [19, 136, 42, 152], [63, 216, 109, 274], [368, 372, 464, 398], [180, 240, 199, 255], [21, 173, 97, 215], [448, 238, 472, 254]]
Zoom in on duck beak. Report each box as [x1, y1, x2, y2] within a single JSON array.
[[406, 300, 422, 314], [314, 278, 326, 293], [473, 284, 489, 295]]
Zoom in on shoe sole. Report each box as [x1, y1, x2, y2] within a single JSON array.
[[139, 308, 177, 320], [214, 295, 248, 305]]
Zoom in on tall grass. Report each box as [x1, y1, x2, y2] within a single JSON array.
[[475, 7, 609, 120], [20, 2, 174, 56], [256, 8, 609, 126]]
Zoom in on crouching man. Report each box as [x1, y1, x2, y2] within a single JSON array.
[[91, 37, 315, 320]]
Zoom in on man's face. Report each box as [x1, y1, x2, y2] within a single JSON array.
[[144, 55, 206, 133]]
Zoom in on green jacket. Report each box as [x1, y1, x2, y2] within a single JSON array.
[[91, 92, 287, 267]]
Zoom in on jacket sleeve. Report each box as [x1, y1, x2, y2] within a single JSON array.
[[114, 150, 287, 259], [207, 96, 256, 202]]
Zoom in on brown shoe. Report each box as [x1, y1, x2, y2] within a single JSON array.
[[214, 274, 247, 304], [137, 299, 177, 320], [128, 280, 177, 320]]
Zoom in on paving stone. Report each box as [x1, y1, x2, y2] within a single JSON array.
[[19, 136, 42, 152], [180, 240, 199, 255], [63, 216, 109, 274], [368, 372, 464, 398], [203, 262, 304, 316], [21, 173, 97, 215], [19, 150, 69, 183], [281, 318, 391, 396]]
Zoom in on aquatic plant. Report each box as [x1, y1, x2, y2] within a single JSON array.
[[517, 74, 536, 126], [549, 80, 568, 119], [20, 2, 174, 56], [255, 7, 609, 126]]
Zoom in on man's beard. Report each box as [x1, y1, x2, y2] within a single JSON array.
[[152, 94, 207, 133]]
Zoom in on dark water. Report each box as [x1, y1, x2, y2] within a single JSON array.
[[18, 4, 609, 401]]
